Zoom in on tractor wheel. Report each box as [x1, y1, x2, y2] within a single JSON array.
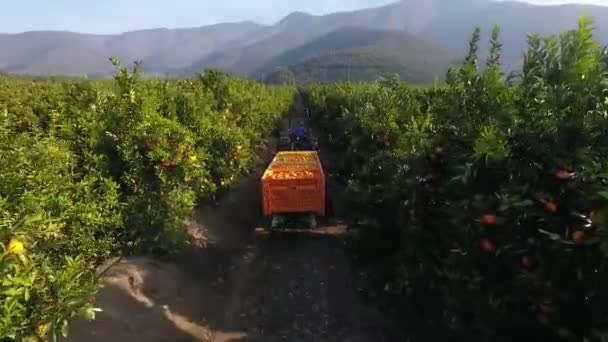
[[271, 215, 284, 229], [325, 186, 334, 218], [308, 213, 317, 229]]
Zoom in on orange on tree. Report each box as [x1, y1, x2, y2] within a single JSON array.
[[7, 238, 25, 255], [481, 239, 496, 253], [540, 199, 558, 214], [571, 230, 586, 244], [554, 169, 572, 180], [433, 145, 446, 156], [481, 214, 502, 227], [161, 160, 177, 169], [545, 201, 558, 214]]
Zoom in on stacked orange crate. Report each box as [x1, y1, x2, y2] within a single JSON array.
[[261, 151, 326, 216]]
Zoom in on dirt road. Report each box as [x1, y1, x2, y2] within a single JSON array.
[[65, 94, 402, 342]]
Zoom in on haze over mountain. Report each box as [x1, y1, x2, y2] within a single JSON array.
[[256, 27, 456, 85], [1, 0, 608, 83]]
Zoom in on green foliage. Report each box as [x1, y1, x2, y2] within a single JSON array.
[[266, 50, 446, 86], [0, 61, 294, 340], [305, 15, 608, 341], [264, 67, 297, 86], [487, 25, 502, 70]]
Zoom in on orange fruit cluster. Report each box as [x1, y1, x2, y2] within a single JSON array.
[[271, 164, 315, 170], [266, 170, 316, 180], [276, 155, 314, 162]]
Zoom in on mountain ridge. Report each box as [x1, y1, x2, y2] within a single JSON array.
[[1, 0, 608, 83]]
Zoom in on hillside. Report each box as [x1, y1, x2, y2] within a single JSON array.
[[260, 27, 455, 85], [1, 0, 608, 80], [163, 0, 608, 78], [264, 52, 440, 85], [184, 6, 420, 76], [0, 22, 262, 76], [411, 0, 608, 69]]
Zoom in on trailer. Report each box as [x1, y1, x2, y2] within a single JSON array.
[[260, 151, 325, 229]]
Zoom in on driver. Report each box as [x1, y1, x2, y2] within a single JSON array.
[[291, 121, 308, 141]]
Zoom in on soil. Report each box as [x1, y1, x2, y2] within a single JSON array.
[[64, 94, 404, 342]]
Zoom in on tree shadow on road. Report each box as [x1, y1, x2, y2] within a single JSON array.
[[65, 257, 213, 342]]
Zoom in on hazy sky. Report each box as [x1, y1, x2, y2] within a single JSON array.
[[1, 0, 607, 34]]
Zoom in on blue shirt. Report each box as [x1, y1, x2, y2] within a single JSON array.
[[292, 125, 307, 138]]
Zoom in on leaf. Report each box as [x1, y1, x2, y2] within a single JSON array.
[[61, 319, 69, 337], [515, 200, 534, 207], [79, 307, 101, 321], [598, 191, 608, 200]]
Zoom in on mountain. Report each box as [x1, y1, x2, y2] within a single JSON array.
[[411, 0, 608, 70], [182, 2, 453, 76], [1, 0, 608, 82], [0, 22, 262, 76], [264, 51, 443, 86], [261, 27, 450, 72], [187, 0, 608, 78], [259, 27, 455, 85]]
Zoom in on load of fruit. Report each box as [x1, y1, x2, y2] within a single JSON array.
[[264, 169, 316, 180], [267, 164, 318, 170], [273, 151, 318, 162]]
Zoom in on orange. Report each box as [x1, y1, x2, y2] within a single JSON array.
[[433, 146, 446, 156], [544, 201, 558, 214], [8, 238, 25, 255], [481, 239, 495, 253], [554, 169, 572, 180], [571, 231, 585, 244], [481, 214, 498, 226], [161, 160, 177, 169]]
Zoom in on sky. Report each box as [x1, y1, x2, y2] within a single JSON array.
[[1, 0, 607, 34]]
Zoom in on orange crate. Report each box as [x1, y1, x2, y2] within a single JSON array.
[[261, 151, 325, 217]]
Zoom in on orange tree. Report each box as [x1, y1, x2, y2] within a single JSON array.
[[0, 102, 121, 341], [305, 17, 608, 341], [0, 62, 294, 340]]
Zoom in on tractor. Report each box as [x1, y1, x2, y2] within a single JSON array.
[[259, 123, 325, 231]]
